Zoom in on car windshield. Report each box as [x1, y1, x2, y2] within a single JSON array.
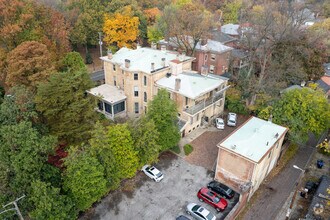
[[206, 212, 214, 220], [214, 196, 220, 203], [229, 119, 235, 123], [226, 188, 233, 194], [192, 205, 200, 212], [156, 172, 162, 178]]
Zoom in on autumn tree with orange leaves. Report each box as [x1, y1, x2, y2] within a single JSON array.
[[103, 6, 139, 49]]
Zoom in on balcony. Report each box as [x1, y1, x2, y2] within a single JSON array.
[[184, 93, 223, 115]]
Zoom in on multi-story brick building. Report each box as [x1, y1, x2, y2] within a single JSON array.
[[88, 47, 229, 137]]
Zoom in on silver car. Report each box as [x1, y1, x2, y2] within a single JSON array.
[[227, 112, 237, 126], [186, 203, 216, 220]]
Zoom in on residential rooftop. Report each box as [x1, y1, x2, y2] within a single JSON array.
[[211, 29, 237, 44], [324, 63, 330, 76], [156, 71, 227, 99], [221, 24, 240, 36], [219, 117, 287, 163], [88, 84, 126, 104], [100, 47, 193, 74]]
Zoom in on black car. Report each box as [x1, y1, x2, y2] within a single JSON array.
[[207, 181, 235, 199], [176, 215, 191, 220]]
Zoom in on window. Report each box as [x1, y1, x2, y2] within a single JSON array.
[[134, 86, 139, 97], [104, 102, 112, 114], [268, 151, 272, 158], [144, 92, 147, 102], [204, 54, 208, 61], [144, 76, 147, 86], [134, 73, 138, 80], [134, 102, 139, 113], [113, 101, 125, 114], [211, 54, 216, 61], [113, 64, 116, 71], [97, 101, 103, 111], [210, 65, 215, 73], [113, 76, 116, 86], [185, 97, 189, 105]]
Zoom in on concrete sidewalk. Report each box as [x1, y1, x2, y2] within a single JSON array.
[[242, 145, 315, 220]]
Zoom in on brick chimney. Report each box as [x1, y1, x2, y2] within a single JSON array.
[[125, 59, 130, 68]]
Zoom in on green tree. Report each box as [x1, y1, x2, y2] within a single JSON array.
[[147, 89, 180, 151], [107, 123, 139, 179], [130, 117, 161, 166], [0, 121, 56, 194], [63, 148, 107, 211], [221, 0, 242, 24], [60, 52, 86, 72], [6, 41, 54, 90], [35, 69, 97, 144], [88, 122, 119, 189], [271, 88, 330, 144], [29, 180, 76, 220]]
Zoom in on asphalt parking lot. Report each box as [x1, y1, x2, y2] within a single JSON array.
[[81, 152, 238, 220]]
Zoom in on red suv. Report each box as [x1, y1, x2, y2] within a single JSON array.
[[197, 187, 228, 212]]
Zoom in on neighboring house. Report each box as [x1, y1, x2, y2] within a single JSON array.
[[210, 29, 237, 47], [220, 24, 240, 38], [158, 37, 233, 76], [323, 63, 330, 76], [215, 117, 288, 219], [230, 49, 249, 71], [88, 47, 229, 137], [156, 71, 229, 137], [316, 76, 330, 97]]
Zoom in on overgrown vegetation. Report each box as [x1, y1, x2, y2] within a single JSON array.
[[184, 144, 193, 156]]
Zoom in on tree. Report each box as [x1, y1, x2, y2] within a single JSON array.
[[5, 41, 54, 90], [35, 69, 97, 144], [130, 117, 161, 166], [103, 6, 139, 48], [106, 123, 139, 179], [157, 1, 213, 55], [147, 89, 180, 151], [267, 88, 330, 144], [29, 180, 76, 220], [60, 52, 86, 72], [221, 0, 242, 24], [88, 122, 119, 189], [0, 121, 56, 194], [63, 148, 107, 211], [147, 25, 164, 43]]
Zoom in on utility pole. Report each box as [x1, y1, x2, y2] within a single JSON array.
[[0, 195, 26, 220], [98, 32, 103, 57]]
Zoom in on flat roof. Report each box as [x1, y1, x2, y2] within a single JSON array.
[[221, 24, 240, 36], [100, 47, 193, 74], [88, 84, 126, 104], [219, 117, 287, 163], [156, 72, 227, 99]]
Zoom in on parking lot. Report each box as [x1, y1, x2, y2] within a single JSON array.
[[81, 152, 238, 220]]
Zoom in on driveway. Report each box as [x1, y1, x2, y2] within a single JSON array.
[[185, 114, 250, 170], [80, 152, 236, 220]]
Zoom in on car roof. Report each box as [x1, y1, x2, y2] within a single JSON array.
[[197, 206, 210, 217], [200, 187, 216, 197], [149, 166, 160, 175], [216, 118, 224, 122], [176, 215, 190, 220], [210, 181, 230, 190]]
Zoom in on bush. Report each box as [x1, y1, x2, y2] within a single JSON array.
[[317, 139, 330, 156], [171, 145, 180, 154], [184, 144, 193, 156]]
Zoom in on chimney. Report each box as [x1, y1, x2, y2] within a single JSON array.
[[136, 43, 141, 49], [125, 59, 130, 68], [201, 65, 208, 76], [180, 52, 186, 61], [161, 58, 166, 67], [161, 45, 166, 53], [107, 50, 113, 59], [175, 78, 181, 91], [201, 38, 208, 46], [151, 63, 155, 71], [151, 42, 157, 50]]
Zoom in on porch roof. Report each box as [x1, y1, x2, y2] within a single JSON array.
[[88, 84, 126, 104]]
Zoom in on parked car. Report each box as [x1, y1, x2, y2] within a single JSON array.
[[227, 112, 237, 126], [176, 215, 191, 220], [141, 165, 163, 182], [215, 118, 225, 129], [186, 203, 216, 220], [197, 187, 228, 212], [207, 181, 235, 199]]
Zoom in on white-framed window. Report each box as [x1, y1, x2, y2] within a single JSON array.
[[210, 65, 215, 73], [211, 54, 216, 61], [134, 86, 139, 97], [134, 73, 138, 80]]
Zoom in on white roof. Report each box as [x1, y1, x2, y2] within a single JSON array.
[[156, 72, 226, 99], [221, 24, 240, 36], [219, 117, 287, 163], [88, 84, 126, 104], [100, 47, 193, 74]]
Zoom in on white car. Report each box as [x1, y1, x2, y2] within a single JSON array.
[[141, 165, 164, 182], [215, 118, 224, 130], [227, 112, 237, 127], [186, 203, 216, 220]]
